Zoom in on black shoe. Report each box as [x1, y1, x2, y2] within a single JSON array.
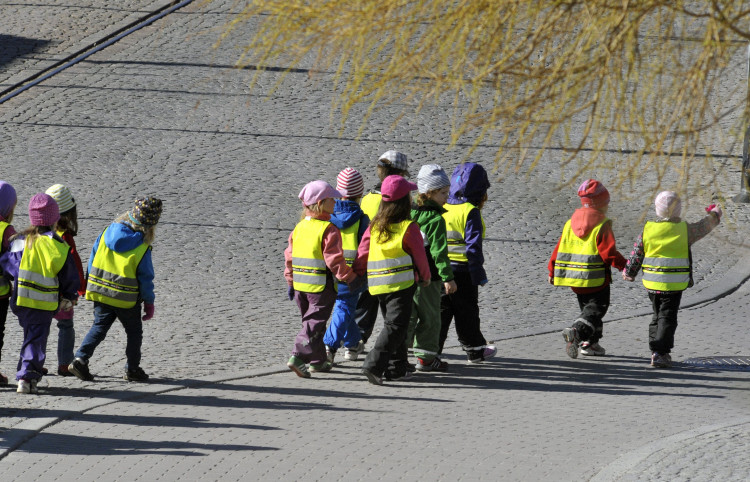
[[68, 358, 94, 381], [384, 367, 413, 381], [124, 367, 149, 382]]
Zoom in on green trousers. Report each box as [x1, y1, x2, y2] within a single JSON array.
[[407, 280, 442, 361]]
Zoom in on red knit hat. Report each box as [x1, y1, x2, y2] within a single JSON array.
[[336, 167, 365, 198], [577, 179, 610, 207]]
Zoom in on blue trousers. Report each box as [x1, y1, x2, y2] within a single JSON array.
[[17, 314, 53, 381], [75, 302, 143, 370], [323, 291, 362, 351], [55, 315, 75, 366]]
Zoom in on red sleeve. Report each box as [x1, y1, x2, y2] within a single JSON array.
[[352, 226, 371, 276], [321, 225, 355, 283], [2, 224, 16, 252], [284, 231, 294, 285], [548, 237, 562, 277], [596, 221, 626, 271], [402, 223, 431, 282], [62, 232, 86, 296]]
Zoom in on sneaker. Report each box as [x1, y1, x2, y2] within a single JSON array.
[[68, 358, 94, 381], [30, 379, 39, 394], [309, 361, 333, 373], [361, 368, 382, 385], [344, 341, 365, 361], [562, 327, 580, 359], [384, 368, 413, 381], [287, 356, 311, 378], [57, 365, 74, 377], [0, 371, 7, 385], [124, 367, 150, 382], [467, 345, 498, 364], [651, 352, 672, 368], [41, 367, 48, 375], [579, 341, 606, 356], [325, 345, 335, 365], [17, 379, 31, 394], [416, 357, 449, 372]]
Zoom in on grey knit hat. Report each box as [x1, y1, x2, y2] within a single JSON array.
[[416, 164, 451, 194], [377, 150, 409, 171]]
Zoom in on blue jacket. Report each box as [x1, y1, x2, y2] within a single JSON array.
[[88, 222, 156, 304], [330, 200, 369, 295], [447, 162, 490, 285]]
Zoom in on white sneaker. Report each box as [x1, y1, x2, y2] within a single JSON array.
[[344, 341, 365, 361], [17, 379, 31, 394], [579, 341, 606, 356]]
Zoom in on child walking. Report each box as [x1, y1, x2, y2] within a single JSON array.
[[0, 193, 79, 394], [622, 191, 721, 368], [323, 168, 370, 363], [46, 184, 86, 377], [285, 180, 360, 378], [548, 179, 626, 358], [408, 164, 456, 372], [353, 175, 431, 385], [438, 162, 496, 363], [0, 181, 18, 385], [355, 150, 410, 351], [68, 197, 162, 382]]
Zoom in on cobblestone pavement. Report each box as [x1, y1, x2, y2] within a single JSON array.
[[1, 1, 750, 480]]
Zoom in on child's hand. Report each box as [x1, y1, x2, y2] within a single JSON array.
[[419, 278, 431, 288], [142, 303, 155, 320], [347, 275, 366, 292], [706, 204, 722, 220], [622, 269, 634, 282], [444, 280, 457, 295], [548, 275, 554, 285], [287, 285, 295, 301]]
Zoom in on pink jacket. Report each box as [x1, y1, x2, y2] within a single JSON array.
[[352, 222, 431, 283], [284, 211, 356, 286]]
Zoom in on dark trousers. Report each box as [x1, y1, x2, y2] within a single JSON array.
[[572, 285, 610, 343], [361, 285, 416, 377], [355, 290, 379, 344], [648, 291, 682, 354], [291, 283, 336, 365], [439, 271, 487, 356], [76, 302, 143, 370], [0, 297, 8, 363]]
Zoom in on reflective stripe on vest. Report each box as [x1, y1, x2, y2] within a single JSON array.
[[360, 192, 382, 220], [367, 220, 414, 295], [0, 222, 9, 297], [340, 219, 361, 267], [291, 217, 331, 293], [86, 227, 149, 308], [642, 221, 690, 291], [443, 202, 485, 263], [15, 235, 69, 311], [553, 218, 608, 288]]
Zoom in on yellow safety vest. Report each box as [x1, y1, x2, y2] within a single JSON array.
[[340, 220, 361, 267], [291, 217, 331, 293], [553, 218, 609, 288], [360, 192, 382, 221], [0, 222, 10, 297], [15, 234, 70, 311], [86, 227, 149, 308], [367, 220, 415, 295], [642, 221, 690, 291], [443, 202, 486, 263]]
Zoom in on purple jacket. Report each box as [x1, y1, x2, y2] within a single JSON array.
[[0, 232, 80, 323], [447, 162, 490, 285]]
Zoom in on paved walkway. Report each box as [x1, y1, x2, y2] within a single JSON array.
[[1, 1, 750, 480]]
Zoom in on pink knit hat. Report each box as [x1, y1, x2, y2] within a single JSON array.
[[298, 180, 342, 205], [577, 179, 610, 207], [28, 193, 60, 227], [654, 191, 682, 219], [381, 175, 417, 202], [336, 167, 365, 198]]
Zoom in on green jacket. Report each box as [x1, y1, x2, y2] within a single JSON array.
[[411, 200, 454, 282]]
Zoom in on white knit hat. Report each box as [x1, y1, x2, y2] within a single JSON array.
[[655, 191, 682, 219], [45, 184, 76, 213], [417, 164, 451, 194], [378, 150, 409, 171]]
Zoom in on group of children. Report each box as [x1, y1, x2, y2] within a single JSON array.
[[0, 179, 163, 394], [284, 150, 496, 385], [549, 179, 721, 368]]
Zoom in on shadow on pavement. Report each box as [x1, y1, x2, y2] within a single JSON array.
[[0, 35, 51, 71]]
